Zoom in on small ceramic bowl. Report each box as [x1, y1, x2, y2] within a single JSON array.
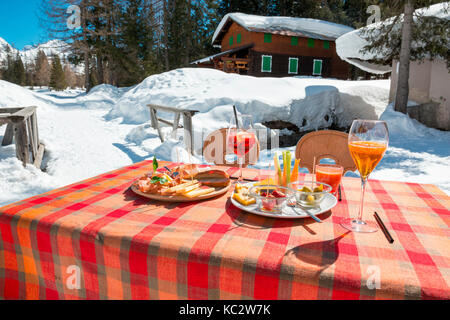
[[248, 185, 295, 214], [289, 181, 332, 208]]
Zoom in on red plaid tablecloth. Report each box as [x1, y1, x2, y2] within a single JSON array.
[[0, 160, 449, 300]]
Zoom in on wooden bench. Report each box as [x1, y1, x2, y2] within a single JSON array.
[[0, 106, 45, 168], [147, 104, 199, 155]]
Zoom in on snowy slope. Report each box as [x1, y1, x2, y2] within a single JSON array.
[[0, 69, 449, 206], [0, 37, 82, 73], [213, 12, 354, 44]]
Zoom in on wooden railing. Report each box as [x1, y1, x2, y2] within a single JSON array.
[[147, 104, 199, 155], [0, 106, 44, 168]]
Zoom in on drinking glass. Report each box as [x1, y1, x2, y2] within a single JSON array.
[[341, 120, 389, 233], [315, 164, 343, 195], [226, 114, 257, 184]]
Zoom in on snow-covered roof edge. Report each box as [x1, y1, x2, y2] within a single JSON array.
[[212, 12, 354, 45], [335, 2, 450, 74]]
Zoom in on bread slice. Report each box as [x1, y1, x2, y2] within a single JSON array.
[[194, 170, 230, 188], [184, 186, 215, 198]]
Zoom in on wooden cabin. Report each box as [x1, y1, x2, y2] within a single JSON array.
[[192, 13, 354, 79]]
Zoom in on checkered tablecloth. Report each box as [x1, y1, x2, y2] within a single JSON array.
[[1, 160, 449, 300]]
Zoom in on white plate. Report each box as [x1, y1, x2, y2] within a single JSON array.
[[230, 183, 338, 219]]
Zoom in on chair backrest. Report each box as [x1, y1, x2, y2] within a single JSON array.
[[203, 128, 260, 167], [295, 130, 356, 174]]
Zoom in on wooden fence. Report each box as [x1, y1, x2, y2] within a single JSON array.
[[0, 106, 44, 168]]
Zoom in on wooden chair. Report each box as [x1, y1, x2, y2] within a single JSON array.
[[202, 128, 260, 167], [295, 130, 356, 174]]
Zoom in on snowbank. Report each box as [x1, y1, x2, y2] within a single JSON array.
[[0, 80, 52, 109], [107, 68, 389, 131]]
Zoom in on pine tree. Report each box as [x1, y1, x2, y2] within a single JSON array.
[[49, 54, 67, 91], [63, 64, 77, 88], [25, 62, 35, 87], [14, 55, 27, 86], [34, 50, 51, 87], [2, 48, 15, 83]]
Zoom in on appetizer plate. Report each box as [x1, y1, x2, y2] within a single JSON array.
[[131, 180, 231, 202], [231, 183, 337, 219]]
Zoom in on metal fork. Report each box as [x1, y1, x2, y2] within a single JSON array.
[[287, 200, 323, 223]]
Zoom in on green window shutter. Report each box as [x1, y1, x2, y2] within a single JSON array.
[[264, 33, 272, 43], [307, 38, 315, 48], [313, 59, 322, 75], [229, 36, 233, 46], [291, 36, 298, 46], [323, 40, 330, 49], [261, 55, 272, 72], [237, 33, 241, 44], [289, 58, 298, 74]]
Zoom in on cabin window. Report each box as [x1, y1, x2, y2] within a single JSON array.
[[261, 55, 272, 72], [229, 36, 233, 46], [291, 36, 298, 46], [264, 33, 272, 43], [307, 38, 315, 48], [288, 58, 298, 74], [323, 40, 330, 49], [237, 33, 242, 44], [313, 59, 322, 75]]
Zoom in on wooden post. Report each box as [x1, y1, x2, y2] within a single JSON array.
[[14, 120, 30, 167], [149, 106, 157, 128], [172, 112, 181, 139], [1, 106, 44, 169], [31, 112, 39, 149], [26, 116, 37, 162], [150, 107, 164, 142], [183, 112, 194, 155], [2, 123, 14, 146]]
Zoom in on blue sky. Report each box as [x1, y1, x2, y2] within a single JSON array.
[[0, 0, 48, 49]]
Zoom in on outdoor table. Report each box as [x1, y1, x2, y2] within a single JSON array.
[[0, 160, 449, 300]]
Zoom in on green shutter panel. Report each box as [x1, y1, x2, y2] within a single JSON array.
[[313, 60, 322, 75], [289, 59, 298, 74], [237, 33, 241, 44], [307, 38, 315, 48], [323, 40, 330, 49], [291, 36, 298, 46], [264, 33, 272, 43], [262, 56, 272, 72], [229, 36, 233, 46]]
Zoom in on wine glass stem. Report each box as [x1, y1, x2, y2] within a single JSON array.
[[357, 177, 367, 221], [238, 156, 243, 183]]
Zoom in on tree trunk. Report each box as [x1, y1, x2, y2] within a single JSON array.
[[394, 0, 414, 114], [84, 50, 91, 92], [163, 0, 170, 70], [97, 54, 104, 84], [81, 4, 91, 93], [184, 0, 191, 66]]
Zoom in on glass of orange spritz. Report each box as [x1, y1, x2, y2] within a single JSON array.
[[341, 120, 389, 233]]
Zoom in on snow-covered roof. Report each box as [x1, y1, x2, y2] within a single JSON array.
[[212, 13, 354, 45], [336, 2, 450, 74]]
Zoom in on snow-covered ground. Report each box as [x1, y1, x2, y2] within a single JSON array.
[[0, 68, 449, 206]]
